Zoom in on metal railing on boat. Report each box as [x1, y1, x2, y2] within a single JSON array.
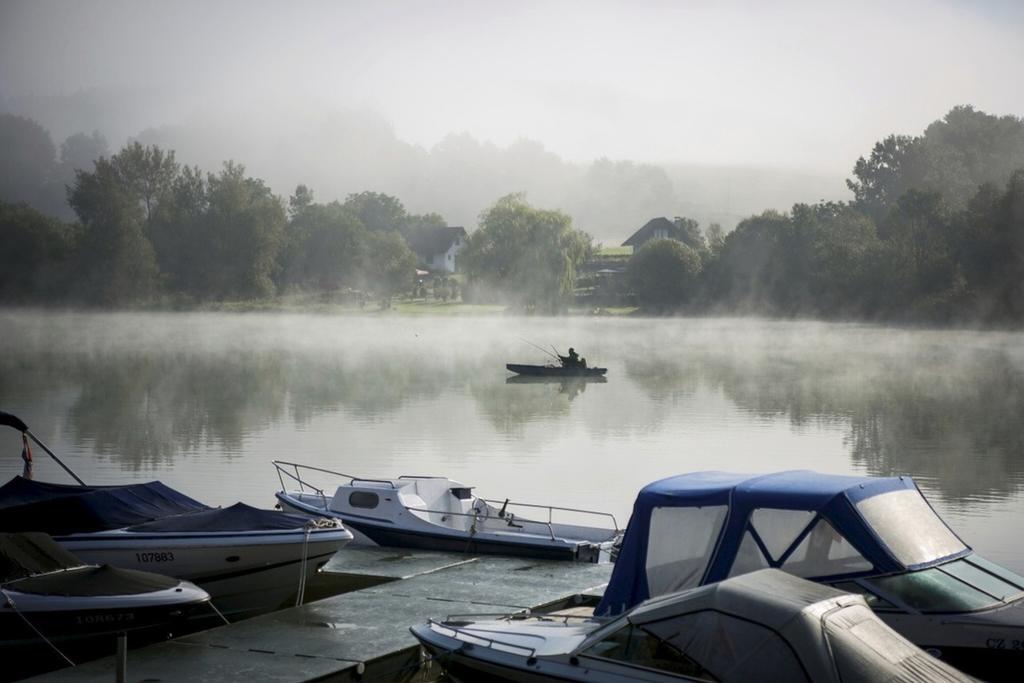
[[273, 460, 621, 540], [424, 612, 603, 657], [424, 619, 539, 657]]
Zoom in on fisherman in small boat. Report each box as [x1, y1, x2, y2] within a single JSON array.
[[560, 347, 583, 368]]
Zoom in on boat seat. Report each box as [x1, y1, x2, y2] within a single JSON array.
[[401, 492, 449, 526]]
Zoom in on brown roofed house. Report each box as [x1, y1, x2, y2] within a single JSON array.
[[622, 217, 686, 249]]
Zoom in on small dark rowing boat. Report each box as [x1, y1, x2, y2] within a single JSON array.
[[505, 363, 607, 377], [505, 374, 607, 385]]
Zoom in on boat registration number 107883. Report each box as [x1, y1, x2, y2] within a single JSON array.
[[135, 551, 175, 563]]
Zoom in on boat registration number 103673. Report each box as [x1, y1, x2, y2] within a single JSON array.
[[135, 551, 175, 563]]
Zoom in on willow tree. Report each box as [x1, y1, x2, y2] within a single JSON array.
[[461, 194, 591, 312]]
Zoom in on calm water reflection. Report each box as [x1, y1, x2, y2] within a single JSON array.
[[2, 311, 1022, 571]]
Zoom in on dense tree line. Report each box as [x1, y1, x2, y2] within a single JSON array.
[[628, 106, 1024, 325], [0, 135, 439, 306], [2, 105, 1022, 325]]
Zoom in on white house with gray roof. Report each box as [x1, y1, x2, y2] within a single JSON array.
[[406, 226, 467, 273]]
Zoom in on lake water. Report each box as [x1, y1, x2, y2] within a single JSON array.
[[2, 310, 1022, 572]]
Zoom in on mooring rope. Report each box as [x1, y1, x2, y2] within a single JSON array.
[[207, 599, 231, 625], [295, 525, 313, 606], [1, 587, 76, 666]]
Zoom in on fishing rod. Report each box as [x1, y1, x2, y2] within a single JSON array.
[[0, 410, 86, 485], [519, 338, 561, 362]]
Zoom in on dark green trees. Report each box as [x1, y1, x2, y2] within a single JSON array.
[[281, 190, 366, 293], [200, 163, 286, 299], [278, 186, 419, 303], [0, 201, 74, 303], [956, 171, 1024, 321], [848, 106, 1024, 219], [68, 147, 286, 304], [342, 191, 407, 232], [364, 231, 417, 305], [702, 211, 792, 313], [68, 153, 160, 305], [628, 238, 703, 312]]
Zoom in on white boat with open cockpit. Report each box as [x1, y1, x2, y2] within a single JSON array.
[[273, 461, 621, 562], [1, 411, 353, 620]]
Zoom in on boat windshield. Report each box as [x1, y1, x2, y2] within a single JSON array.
[[581, 622, 716, 680], [855, 489, 966, 567], [864, 555, 1024, 613]]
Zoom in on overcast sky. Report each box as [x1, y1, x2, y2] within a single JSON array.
[[1, 0, 1022, 173]]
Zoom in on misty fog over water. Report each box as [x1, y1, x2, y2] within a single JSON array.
[[1, 311, 1022, 571]]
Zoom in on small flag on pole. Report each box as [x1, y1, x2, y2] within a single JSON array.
[[21, 433, 33, 480]]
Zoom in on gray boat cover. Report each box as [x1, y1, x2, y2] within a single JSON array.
[[7, 563, 180, 596], [2, 532, 184, 597], [624, 569, 970, 682], [0, 532, 83, 581]]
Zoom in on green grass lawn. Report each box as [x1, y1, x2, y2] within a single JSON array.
[[192, 292, 633, 316], [391, 300, 507, 315], [595, 245, 633, 257], [590, 306, 638, 315]]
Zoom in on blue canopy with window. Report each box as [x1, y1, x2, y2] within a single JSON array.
[[597, 470, 971, 616]]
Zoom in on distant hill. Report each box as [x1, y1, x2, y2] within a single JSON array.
[[4, 88, 850, 242]]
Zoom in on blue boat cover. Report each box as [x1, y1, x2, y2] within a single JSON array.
[[597, 470, 970, 616], [126, 502, 314, 532], [0, 476, 210, 535]]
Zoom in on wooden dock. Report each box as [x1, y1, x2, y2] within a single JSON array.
[[29, 548, 612, 682]]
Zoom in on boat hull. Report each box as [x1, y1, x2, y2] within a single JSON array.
[[506, 364, 607, 377], [341, 517, 578, 561], [878, 610, 1024, 682], [2, 579, 210, 678], [1, 584, 210, 646], [277, 493, 610, 562], [57, 528, 352, 619], [925, 646, 1023, 683], [426, 655, 586, 683]]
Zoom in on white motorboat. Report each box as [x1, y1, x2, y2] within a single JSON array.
[[2, 532, 210, 676], [0, 477, 352, 619], [1, 411, 353, 620], [599, 470, 1024, 681], [412, 569, 973, 682], [273, 461, 621, 562]]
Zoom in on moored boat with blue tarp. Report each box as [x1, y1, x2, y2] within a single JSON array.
[[0, 410, 353, 620], [599, 470, 1024, 680]]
